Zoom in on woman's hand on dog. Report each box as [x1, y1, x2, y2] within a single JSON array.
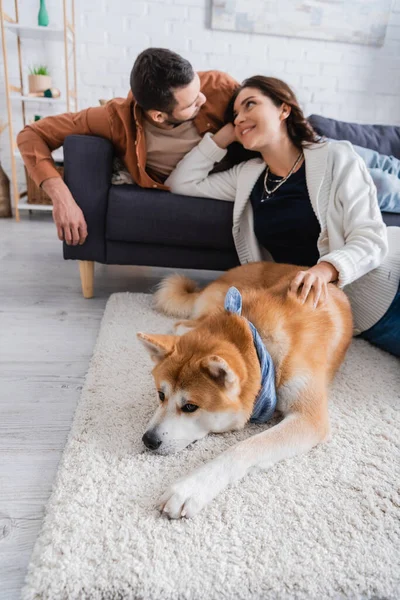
[[289, 262, 339, 308]]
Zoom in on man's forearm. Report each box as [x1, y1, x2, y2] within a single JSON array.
[[17, 126, 63, 187], [17, 106, 111, 189], [42, 177, 76, 206]]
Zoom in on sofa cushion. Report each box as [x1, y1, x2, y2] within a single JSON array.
[[106, 185, 236, 251], [308, 115, 400, 159]]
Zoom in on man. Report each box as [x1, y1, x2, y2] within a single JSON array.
[[17, 48, 239, 246]]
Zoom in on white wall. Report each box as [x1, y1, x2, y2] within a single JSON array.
[[1, 0, 400, 182]]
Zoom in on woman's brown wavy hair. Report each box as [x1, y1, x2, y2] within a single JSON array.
[[225, 75, 320, 152]]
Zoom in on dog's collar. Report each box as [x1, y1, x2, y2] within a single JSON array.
[[224, 287, 277, 424]]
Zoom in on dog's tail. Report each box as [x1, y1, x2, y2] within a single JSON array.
[[153, 274, 202, 318]]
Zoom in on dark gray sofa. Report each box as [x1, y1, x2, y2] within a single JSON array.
[[63, 115, 400, 297]]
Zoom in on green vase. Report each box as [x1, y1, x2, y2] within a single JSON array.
[[38, 0, 49, 27]]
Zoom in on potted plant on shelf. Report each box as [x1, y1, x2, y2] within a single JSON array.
[[28, 65, 52, 94]]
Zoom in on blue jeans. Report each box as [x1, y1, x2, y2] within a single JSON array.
[[352, 144, 400, 214], [358, 284, 400, 357]]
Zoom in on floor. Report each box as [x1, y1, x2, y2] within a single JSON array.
[[0, 215, 217, 600]]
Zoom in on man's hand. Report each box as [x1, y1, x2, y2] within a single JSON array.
[[42, 177, 88, 245], [212, 123, 237, 149], [289, 262, 339, 308]]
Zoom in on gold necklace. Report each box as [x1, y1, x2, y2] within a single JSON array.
[[262, 151, 304, 200]]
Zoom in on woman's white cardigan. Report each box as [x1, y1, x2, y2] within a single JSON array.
[[166, 134, 400, 333]]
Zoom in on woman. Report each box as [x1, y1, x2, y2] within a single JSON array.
[[166, 76, 400, 357]]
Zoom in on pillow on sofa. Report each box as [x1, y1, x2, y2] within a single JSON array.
[[308, 114, 400, 159]]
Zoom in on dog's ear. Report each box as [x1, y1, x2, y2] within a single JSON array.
[[137, 333, 177, 363], [201, 355, 240, 398]]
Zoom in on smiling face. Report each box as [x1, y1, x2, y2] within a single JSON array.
[[232, 87, 290, 151], [137, 331, 249, 455]]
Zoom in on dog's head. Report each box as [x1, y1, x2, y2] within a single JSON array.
[[137, 328, 251, 454]]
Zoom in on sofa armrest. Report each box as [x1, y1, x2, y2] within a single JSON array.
[[63, 135, 114, 263]]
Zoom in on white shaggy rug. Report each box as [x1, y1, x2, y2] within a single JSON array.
[[22, 293, 400, 600]]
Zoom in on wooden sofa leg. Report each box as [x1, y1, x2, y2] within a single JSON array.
[[79, 261, 94, 298]]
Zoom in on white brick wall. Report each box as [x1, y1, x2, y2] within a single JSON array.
[[1, 0, 400, 183]]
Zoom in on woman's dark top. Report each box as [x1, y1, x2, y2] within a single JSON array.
[[250, 162, 321, 267]]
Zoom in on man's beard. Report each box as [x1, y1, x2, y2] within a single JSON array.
[[164, 108, 200, 127]]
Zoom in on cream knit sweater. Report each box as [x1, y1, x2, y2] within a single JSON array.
[[166, 134, 400, 333]]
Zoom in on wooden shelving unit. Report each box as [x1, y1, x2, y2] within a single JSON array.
[[0, 0, 77, 219]]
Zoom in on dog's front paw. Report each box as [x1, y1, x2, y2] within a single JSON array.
[[158, 473, 213, 519]]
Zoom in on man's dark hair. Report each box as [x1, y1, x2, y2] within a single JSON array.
[[130, 48, 195, 113]]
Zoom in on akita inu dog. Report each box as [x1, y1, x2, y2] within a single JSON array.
[[137, 262, 353, 519]]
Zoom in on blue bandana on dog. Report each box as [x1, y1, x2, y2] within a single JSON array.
[[224, 287, 277, 424]]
